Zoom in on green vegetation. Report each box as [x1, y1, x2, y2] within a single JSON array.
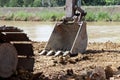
[[0, 0, 119, 22], [13, 11, 32, 21], [82, 0, 120, 6], [36, 11, 64, 21], [0, 11, 120, 22], [85, 12, 96, 21], [0, 11, 65, 21], [0, 0, 65, 7], [85, 12, 120, 22], [112, 14, 120, 21], [95, 12, 111, 21], [0, 0, 119, 7]]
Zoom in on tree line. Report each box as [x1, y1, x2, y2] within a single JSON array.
[[0, 0, 65, 7], [83, 0, 120, 6], [0, 0, 119, 7]]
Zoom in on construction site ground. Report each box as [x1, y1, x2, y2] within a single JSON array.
[[5, 41, 120, 80]]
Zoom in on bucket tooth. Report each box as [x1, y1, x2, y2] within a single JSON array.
[[40, 50, 48, 55], [55, 51, 63, 57], [46, 50, 55, 56], [45, 21, 87, 56], [63, 51, 71, 56]]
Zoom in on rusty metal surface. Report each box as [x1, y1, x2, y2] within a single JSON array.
[[0, 26, 34, 56], [45, 21, 87, 55], [13, 42, 34, 56], [1, 32, 30, 41], [0, 26, 23, 32], [0, 33, 9, 43], [70, 22, 88, 54], [17, 57, 34, 72]]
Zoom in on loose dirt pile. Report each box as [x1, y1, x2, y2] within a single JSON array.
[[3, 41, 120, 80]]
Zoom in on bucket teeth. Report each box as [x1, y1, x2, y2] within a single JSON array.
[[54, 51, 63, 57], [40, 50, 71, 57], [46, 50, 55, 56], [45, 21, 87, 55], [39, 50, 47, 55], [63, 51, 71, 57]]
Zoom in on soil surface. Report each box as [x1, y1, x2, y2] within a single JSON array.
[[4, 41, 120, 80]]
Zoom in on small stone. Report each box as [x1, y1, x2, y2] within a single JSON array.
[[89, 65, 96, 69], [66, 69, 74, 76], [59, 56, 67, 65], [89, 66, 106, 80], [52, 63, 56, 66], [64, 55, 70, 61], [68, 59, 76, 64], [102, 49, 105, 52], [32, 72, 43, 80], [117, 66, 120, 70], [105, 65, 114, 79], [109, 77, 114, 80], [53, 60, 58, 63], [82, 56, 90, 60]]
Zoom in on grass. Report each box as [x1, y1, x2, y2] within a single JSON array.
[[85, 12, 120, 22], [95, 12, 111, 21], [0, 11, 119, 22], [85, 12, 96, 21], [5, 13, 14, 20], [13, 11, 32, 21], [36, 10, 64, 21], [112, 14, 120, 22], [1, 11, 65, 21]]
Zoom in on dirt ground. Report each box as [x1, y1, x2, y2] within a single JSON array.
[[5, 41, 120, 80]]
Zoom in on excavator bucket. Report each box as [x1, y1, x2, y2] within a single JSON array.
[[41, 21, 87, 56], [40, 0, 88, 56]]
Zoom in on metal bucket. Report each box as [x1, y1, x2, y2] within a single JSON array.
[[45, 21, 87, 55]]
